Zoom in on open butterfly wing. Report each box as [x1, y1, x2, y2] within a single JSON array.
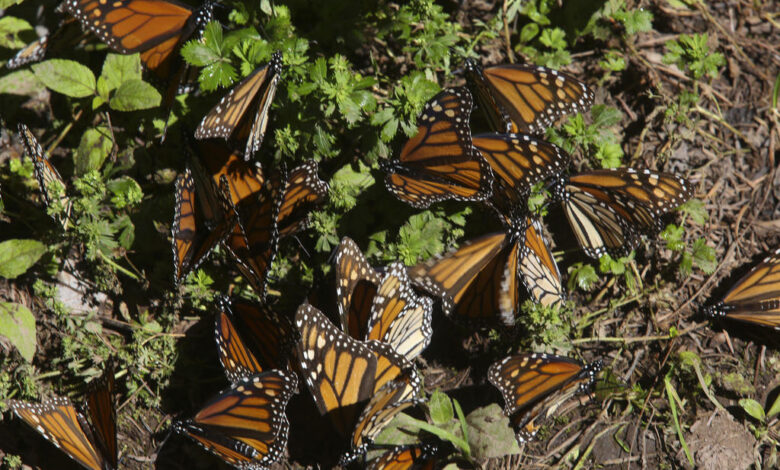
[[481, 63, 594, 135], [384, 87, 493, 208], [473, 133, 569, 223], [175, 370, 297, 468]]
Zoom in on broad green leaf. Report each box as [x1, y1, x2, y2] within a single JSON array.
[[0, 302, 36, 361], [465, 404, 520, 458], [75, 127, 113, 175], [0, 16, 33, 48], [181, 41, 221, 67], [0, 0, 24, 7], [429, 389, 454, 425], [0, 69, 44, 96], [767, 393, 780, 419], [739, 398, 765, 422], [101, 53, 142, 91], [107, 176, 143, 209], [32, 59, 96, 98], [110, 79, 161, 111], [0, 239, 46, 279]]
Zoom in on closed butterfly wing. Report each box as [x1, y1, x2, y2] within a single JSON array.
[[215, 296, 298, 383], [195, 52, 283, 160], [192, 139, 265, 208], [488, 353, 601, 443], [9, 360, 118, 470], [7, 36, 48, 69], [174, 370, 297, 469], [171, 167, 237, 283], [84, 361, 117, 469], [367, 443, 445, 470], [276, 160, 329, 238], [554, 168, 692, 259], [384, 87, 493, 208], [473, 133, 569, 223], [465, 59, 595, 135], [705, 248, 780, 330], [519, 218, 564, 311], [334, 237, 382, 339], [365, 262, 433, 360], [18, 123, 71, 223], [409, 231, 522, 326], [10, 397, 112, 470], [222, 174, 282, 297], [345, 372, 421, 464], [363, 340, 419, 396]]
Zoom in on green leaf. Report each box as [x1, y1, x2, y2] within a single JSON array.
[[181, 41, 221, 67], [767, 393, 780, 419], [679, 199, 708, 225], [101, 53, 142, 91], [32, 59, 96, 98], [0, 16, 33, 48], [75, 127, 113, 175], [692, 239, 717, 274], [107, 176, 143, 209], [0, 302, 36, 361], [110, 79, 161, 111], [0, 69, 44, 96], [568, 262, 598, 291], [0, 0, 24, 8], [520, 23, 539, 43], [465, 404, 520, 459], [0, 239, 46, 279], [330, 162, 373, 210], [429, 389, 454, 425], [739, 398, 765, 422]]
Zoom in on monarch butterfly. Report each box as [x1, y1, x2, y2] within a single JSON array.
[[18, 123, 72, 225], [171, 165, 236, 283], [472, 132, 569, 223], [334, 238, 433, 360], [7, 36, 49, 69], [383, 87, 493, 209], [63, 0, 216, 137], [367, 442, 450, 470], [214, 296, 298, 383], [223, 160, 327, 296], [488, 353, 602, 444], [464, 59, 595, 135], [174, 369, 297, 469], [704, 248, 780, 330], [9, 360, 117, 470], [410, 217, 563, 326], [294, 304, 420, 438], [63, 0, 214, 74], [552, 168, 693, 259], [195, 51, 283, 161]]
